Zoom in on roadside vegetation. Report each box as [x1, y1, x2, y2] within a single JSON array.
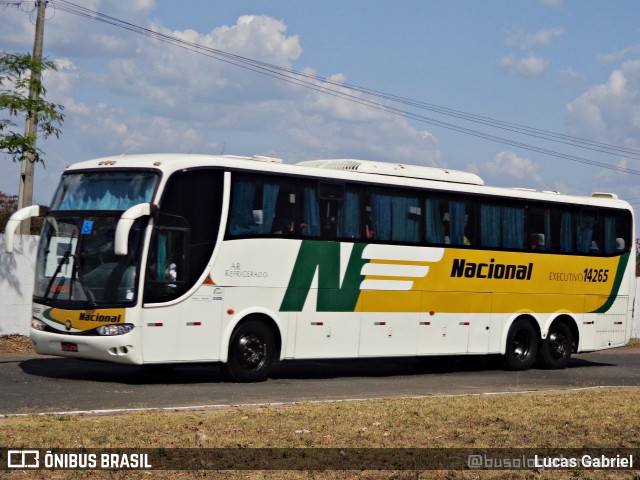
[[1, 389, 639, 479], [0, 334, 32, 355], [1, 335, 639, 479]]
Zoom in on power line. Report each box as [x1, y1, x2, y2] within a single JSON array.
[[8, 0, 640, 175]]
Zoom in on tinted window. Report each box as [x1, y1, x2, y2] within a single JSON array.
[[144, 169, 223, 303]]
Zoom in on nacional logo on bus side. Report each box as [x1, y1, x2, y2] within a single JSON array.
[[450, 258, 533, 281]]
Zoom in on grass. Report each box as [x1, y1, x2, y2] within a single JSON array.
[[2, 336, 640, 478], [2, 388, 640, 479], [628, 337, 640, 348]]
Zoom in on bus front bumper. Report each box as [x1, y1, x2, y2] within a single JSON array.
[[30, 328, 142, 365]]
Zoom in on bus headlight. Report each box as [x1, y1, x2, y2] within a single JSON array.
[[31, 318, 46, 331], [96, 324, 134, 336]]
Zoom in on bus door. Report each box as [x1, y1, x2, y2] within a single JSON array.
[[141, 168, 224, 362]]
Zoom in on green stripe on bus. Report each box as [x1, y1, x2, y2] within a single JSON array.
[[591, 252, 630, 314]]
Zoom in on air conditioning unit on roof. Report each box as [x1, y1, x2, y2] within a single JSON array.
[[296, 159, 484, 186]]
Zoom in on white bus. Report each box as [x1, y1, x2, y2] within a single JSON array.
[[5, 154, 636, 381]]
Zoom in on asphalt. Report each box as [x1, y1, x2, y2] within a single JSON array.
[[1, 347, 638, 415]]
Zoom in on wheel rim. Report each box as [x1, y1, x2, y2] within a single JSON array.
[[512, 330, 531, 360], [236, 333, 266, 370], [548, 331, 568, 360]]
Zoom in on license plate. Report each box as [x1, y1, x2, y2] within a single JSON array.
[[61, 342, 78, 352]]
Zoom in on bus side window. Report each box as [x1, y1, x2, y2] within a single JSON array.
[[318, 182, 343, 240], [368, 189, 421, 243], [577, 210, 599, 254], [603, 212, 630, 254], [559, 211, 575, 253], [479, 202, 525, 250], [228, 179, 260, 236], [144, 169, 222, 304], [144, 218, 189, 303], [299, 182, 321, 237], [336, 186, 361, 240], [526, 207, 571, 253], [447, 199, 475, 246], [528, 207, 549, 251], [229, 174, 299, 237], [271, 182, 296, 235], [425, 198, 445, 244]]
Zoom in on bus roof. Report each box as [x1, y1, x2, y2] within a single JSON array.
[[296, 159, 484, 186], [64, 153, 632, 211]]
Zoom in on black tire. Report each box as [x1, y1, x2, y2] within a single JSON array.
[[538, 322, 573, 369], [504, 319, 538, 371], [224, 320, 276, 382]]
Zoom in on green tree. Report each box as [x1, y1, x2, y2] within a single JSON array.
[[0, 51, 64, 163]]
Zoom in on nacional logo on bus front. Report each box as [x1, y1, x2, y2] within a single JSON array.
[[42, 308, 126, 333]]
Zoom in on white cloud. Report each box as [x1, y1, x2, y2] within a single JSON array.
[[505, 28, 564, 50], [102, 15, 305, 117], [563, 59, 640, 192], [499, 55, 549, 78], [560, 67, 584, 81], [1, 7, 444, 200], [597, 45, 640, 64], [68, 13, 442, 166], [305, 74, 392, 123], [0, 1, 155, 57], [210, 15, 302, 65], [290, 114, 441, 167], [468, 151, 542, 185], [566, 59, 640, 144], [0, 3, 441, 200]]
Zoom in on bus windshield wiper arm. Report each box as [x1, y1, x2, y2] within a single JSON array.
[[72, 253, 97, 308], [43, 249, 72, 302]]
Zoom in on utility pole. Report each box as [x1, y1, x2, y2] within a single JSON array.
[[17, 0, 46, 235]]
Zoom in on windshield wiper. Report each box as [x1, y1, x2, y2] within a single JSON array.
[[71, 253, 97, 308], [43, 249, 72, 302]]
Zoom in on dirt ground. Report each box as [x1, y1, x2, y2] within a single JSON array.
[[0, 334, 34, 356]]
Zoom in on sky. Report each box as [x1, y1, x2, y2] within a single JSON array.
[[2, 0, 640, 232]]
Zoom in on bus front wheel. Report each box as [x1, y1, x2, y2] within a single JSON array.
[[504, 319, 538, 371], [224, 320, 276, 382], [538, 322, 573, 369]]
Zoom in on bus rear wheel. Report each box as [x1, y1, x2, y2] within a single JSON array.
[[504, 319, 537, 371], [224, 320, 275, 382], [538, 322, 573, 369]]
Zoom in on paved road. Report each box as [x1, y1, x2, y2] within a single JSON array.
[[1, 348, 639, 415]]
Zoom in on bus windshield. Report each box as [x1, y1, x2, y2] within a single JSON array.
[[34, 215, 147, 307], [51, 171, 158, 211], [32, 171, 159, 307]]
